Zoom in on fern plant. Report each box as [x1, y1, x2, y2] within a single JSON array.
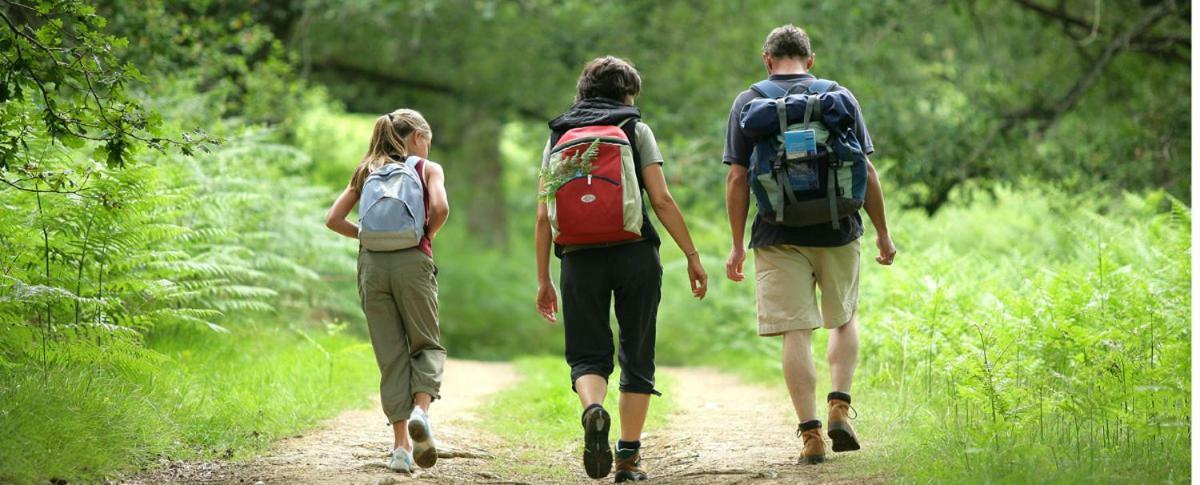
[[537, 139, 602, 202]]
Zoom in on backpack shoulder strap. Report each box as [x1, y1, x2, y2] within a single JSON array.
[[750, 80, 788, 99], [806, 79, 838, 95], [618, 116, 643, 168], [404, 156, 426, 186]]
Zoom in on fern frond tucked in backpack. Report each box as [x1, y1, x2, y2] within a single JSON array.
[[540, 119, 645, 246], [537, 138, 602, 202]]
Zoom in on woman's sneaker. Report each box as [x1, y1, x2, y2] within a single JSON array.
[[408, 407, 437, 468], [388, 447, 415, 473], [581, 404, 613, 479]]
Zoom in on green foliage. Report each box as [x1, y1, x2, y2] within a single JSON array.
[[292, 105, 375, 189], [0, 325, 377, 483], [0, 2, 1190, 484], [670, 187, 1190, 483], [0, 4, 372, 483], [0, 0, 215, 172], [300, 0, 1189, 213], [94, 0, 312, 133], [0, 130, 360, 355], [538, 138, 601, 201]]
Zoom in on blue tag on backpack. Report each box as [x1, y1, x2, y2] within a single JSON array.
[[784, 129, 817, 159]]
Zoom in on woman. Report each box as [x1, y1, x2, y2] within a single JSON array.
[[534, 56, 708, 482]]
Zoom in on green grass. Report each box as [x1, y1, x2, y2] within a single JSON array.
[[675, 187, 1191, 483], [0, 324, 378, 484], [480, 356, 675, 481]]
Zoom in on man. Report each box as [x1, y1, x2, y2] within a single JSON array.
[[723, 24, 896, 465]]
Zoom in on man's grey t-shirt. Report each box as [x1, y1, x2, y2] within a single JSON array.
[[723, 73, 874, 249]]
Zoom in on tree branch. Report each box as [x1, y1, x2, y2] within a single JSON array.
[[1011, 0, 1188, 64], [1035, 0, 1179, 132], [0, 169, 92, 194], [971, 0, 1179, 161], [933, 0, 1182, 214], [1012, 0, 1093, 31], [309, 59, 549, 120]]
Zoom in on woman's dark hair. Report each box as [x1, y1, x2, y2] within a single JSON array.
[[575, 56, 642, 102]]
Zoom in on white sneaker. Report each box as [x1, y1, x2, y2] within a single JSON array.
[[408, 407, 437, 468], [388, 447, 414, 473]]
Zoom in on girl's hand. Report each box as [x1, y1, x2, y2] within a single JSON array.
[[687, 253, 708, 300], [536, 282, 559, 323]]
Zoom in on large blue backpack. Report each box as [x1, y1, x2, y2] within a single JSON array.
[[738, 78, 869, 229], [358, 156, 426, 251]]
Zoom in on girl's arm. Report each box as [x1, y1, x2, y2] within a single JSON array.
[[641, 164, 708, 300], [325, 185, 360, 239], [424, 162, 450, 239]]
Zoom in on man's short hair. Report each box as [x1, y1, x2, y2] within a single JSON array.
[[763, 24, 812, 60], [576, 56, 642, 102]]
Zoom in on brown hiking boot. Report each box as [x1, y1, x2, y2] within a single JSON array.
[[797, 421, 826, 464], [613, 448, 647, 482], [827, 392, 861, 452]]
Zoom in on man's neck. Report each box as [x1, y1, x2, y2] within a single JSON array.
[[768, 58, 809, 76]]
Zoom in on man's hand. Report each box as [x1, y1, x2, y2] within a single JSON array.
[[687, 254, 708, 299], [726, 246, 747, 282], [876, 233, 897, 265], [536, 281, 559, 323]]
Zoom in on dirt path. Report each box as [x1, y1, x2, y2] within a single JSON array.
[[126, 359, 519, 484], [126, 362, 887, 484], [644, 367, 888, 484]]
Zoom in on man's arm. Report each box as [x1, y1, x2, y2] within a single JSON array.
[[863, 159, 896, 265], [725, 164, 750, 281]]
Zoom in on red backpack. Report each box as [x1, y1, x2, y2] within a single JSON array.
[[544, 119, 644, 245]]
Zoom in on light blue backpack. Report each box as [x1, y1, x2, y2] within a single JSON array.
[[358, 156, 426, 251]]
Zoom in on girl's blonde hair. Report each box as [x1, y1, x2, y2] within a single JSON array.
[[353, 108, 431, 191]]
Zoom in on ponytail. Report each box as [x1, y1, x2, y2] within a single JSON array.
[[356, 109, 432, 188]]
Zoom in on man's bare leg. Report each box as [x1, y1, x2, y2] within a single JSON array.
[[782, 329, 818, 422], [828, 317, 859, 393]]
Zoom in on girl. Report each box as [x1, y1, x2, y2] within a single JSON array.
[[325, 108, 449, 473], [534, 56, 708, 482]]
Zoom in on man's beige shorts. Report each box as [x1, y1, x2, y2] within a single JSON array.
[[753, 240, 860, 336]]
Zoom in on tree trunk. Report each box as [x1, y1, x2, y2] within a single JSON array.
[[443, 109, 507, 245]]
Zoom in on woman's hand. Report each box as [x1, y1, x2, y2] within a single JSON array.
[[536, 281, 559, 323], [688, 253, 708, 300]]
